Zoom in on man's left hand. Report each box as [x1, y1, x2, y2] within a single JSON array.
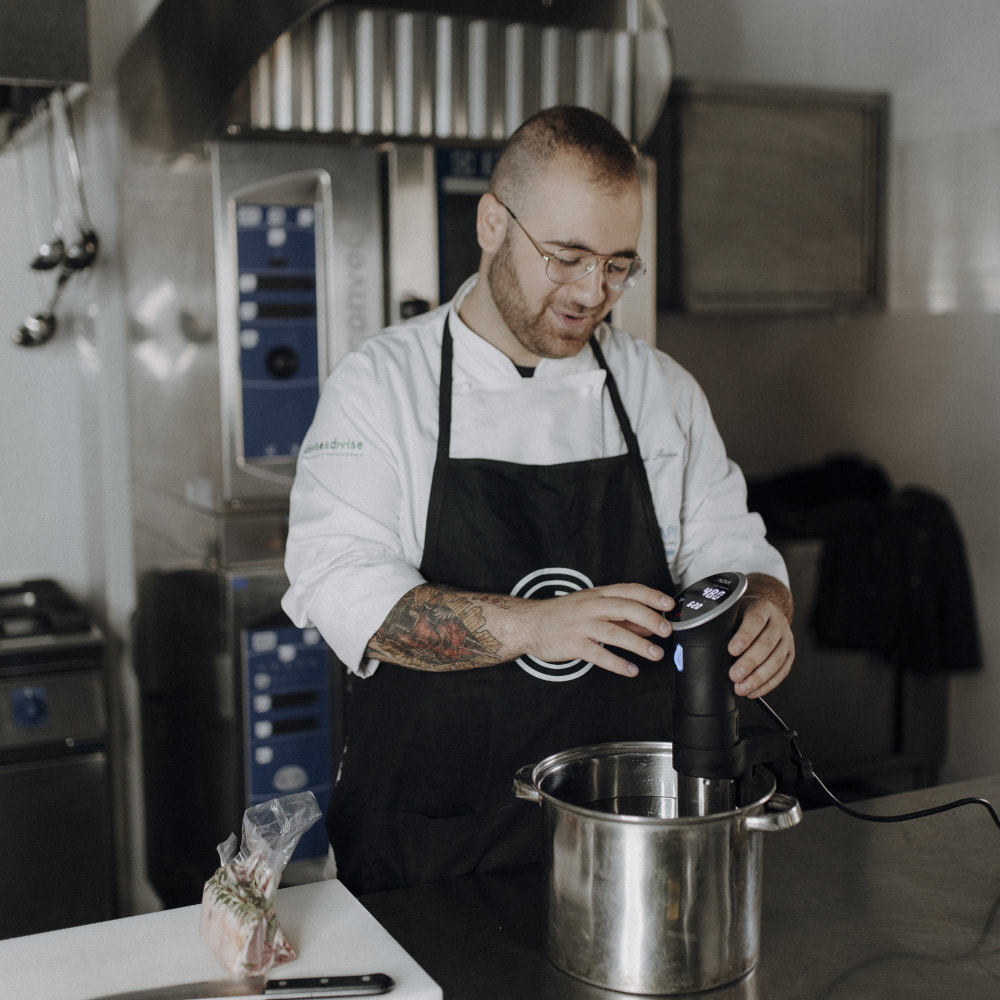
[[726, 576, 795, 698]]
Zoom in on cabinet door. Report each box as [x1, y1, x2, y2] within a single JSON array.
[[651, 79, 888, 315], [0, 752, 116, 937]]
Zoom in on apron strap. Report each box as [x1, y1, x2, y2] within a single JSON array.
[[590, 336, 639, 457], [590, 336, 674, 591], [423, 315, 455, 563]]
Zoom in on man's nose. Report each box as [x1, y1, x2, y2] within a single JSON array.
[[571, 262, 610, 305]]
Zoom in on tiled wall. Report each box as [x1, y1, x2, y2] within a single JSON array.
[[892, 127, 1000, 313]]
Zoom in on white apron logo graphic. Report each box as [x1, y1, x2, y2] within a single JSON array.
[[511, 567, 595, 681]]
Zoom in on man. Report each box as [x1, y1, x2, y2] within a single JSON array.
[[283, 106, 793, 895]]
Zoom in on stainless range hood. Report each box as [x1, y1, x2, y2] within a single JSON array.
[[0, 0, 89, 85], [118, 0, 672, 150], [118, 0, 328, 152], [0, 0, 89, 144]]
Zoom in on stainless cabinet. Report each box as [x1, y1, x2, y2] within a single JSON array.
[[649, 78, 888, 315], [0, 752, 115, 938]]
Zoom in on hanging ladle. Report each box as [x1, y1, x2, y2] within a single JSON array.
[[31, 233, 66, 271], [28, 101, 66, 271], [63, 228, 98, 270], [13, 269, 74, 348], [50, 88, 99, 271]]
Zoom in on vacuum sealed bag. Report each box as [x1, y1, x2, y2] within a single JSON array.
[[200, 791, 323, 975]]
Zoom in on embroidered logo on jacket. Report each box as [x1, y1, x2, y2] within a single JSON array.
[[301, 437, 364, 457], [511, 567, 595, 681]]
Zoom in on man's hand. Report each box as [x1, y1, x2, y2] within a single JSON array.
[[516, 583, 675, 677], [727, 574, 794, 699]]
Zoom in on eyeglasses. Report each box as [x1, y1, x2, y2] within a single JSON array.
[[500, 202, 646, 291]]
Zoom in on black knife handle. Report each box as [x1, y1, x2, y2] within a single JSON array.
[[264, 974, 395, 997]]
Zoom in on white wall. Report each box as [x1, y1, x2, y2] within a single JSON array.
[[661, 0, 1000, 780], [0, 10, 156, 589], [0, 0, 160, 914], [0, 140, 90, 588]]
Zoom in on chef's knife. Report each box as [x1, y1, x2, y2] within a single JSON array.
[[83, 972, 395, 1000]]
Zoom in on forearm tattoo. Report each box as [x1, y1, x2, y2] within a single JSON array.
[[367, 584, 509, 671]]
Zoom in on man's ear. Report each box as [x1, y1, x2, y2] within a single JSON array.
[[476, 192, 508, 254]]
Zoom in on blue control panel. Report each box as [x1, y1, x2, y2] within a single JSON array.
[[235, 203, 321, 462], [242, 624, 333, 863]]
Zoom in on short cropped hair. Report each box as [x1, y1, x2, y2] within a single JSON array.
[[490, 106, 638, 206]]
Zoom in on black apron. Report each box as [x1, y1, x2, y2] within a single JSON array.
[[327, 317, 676, 894]]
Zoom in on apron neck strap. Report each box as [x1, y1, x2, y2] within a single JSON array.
[[437, 314, 456, 461], [589, 335, 642, 461]]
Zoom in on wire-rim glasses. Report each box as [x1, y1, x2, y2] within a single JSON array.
[[500, 202, 646, 291]]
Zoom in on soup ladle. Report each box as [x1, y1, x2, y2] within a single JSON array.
[[13, 269, 73, 348], [30, 233, 65, 271], [62, 229, 99, 270]]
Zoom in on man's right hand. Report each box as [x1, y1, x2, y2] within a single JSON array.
[[514, 583, 674, 676]]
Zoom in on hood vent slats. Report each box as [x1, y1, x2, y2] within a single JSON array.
[[233, 4, 671, 144]]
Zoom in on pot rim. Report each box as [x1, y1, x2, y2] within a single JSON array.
[[522, 740, 777, 825]]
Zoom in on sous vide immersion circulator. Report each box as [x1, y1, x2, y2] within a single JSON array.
[[666, 571, 749, 817]]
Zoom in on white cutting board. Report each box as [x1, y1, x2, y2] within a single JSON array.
[[0, 880, 441, 1000]]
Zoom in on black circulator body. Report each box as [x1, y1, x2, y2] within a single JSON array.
[[666, 572, 793, 816], [667, 572, 747, 815]]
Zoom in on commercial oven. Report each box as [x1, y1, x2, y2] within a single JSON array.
[[126, 139, 382, 906]]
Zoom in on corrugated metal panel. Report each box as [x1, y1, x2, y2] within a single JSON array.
[[237, 2, 671, 144]]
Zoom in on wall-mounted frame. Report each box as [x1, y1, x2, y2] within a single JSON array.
[[649, 78, 888, 315]]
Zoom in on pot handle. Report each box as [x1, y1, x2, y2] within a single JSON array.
[[744, 792, 802, 832], [513, 765, 541, 804]]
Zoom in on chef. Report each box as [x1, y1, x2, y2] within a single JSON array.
[[282, 106, 794, 895]]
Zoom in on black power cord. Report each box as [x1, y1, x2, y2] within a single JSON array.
[[756, 695, 1000, 833]]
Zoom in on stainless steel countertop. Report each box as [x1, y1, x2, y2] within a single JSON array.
[[361, 775, 1000, 999]]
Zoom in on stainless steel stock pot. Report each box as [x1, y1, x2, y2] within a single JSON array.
[[513, 741, 802, 995]]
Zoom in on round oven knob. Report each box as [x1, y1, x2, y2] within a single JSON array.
[[11, 685, 49, 727], [266, 346, 300, 379]]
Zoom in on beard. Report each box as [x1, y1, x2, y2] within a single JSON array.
[[487, 235, 606, 360]]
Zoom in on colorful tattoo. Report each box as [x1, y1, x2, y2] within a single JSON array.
[[368, 585, 506, 670]]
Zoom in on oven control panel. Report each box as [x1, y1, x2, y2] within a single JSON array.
[[235, 202, 320, 465], [1, 673, 106, 751], [243, 624, 334, 862]]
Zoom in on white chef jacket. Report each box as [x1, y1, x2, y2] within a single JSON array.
[[282, 277, 787, 674]]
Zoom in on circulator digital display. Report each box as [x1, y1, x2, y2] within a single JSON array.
[[665, 573, 746, 628]]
